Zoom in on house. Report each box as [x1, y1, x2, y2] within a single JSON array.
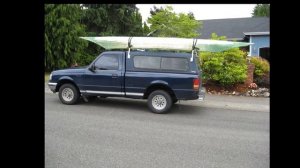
[[198, 17, 270, 61]]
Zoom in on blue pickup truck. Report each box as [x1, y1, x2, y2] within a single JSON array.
[[48, 51, 205, 113]]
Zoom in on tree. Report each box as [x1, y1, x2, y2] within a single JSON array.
[[147, 6, 201, 38], [80, 4, 144, 64], [150, 6, 163, 16], [82, 4, 143, 36], [210, 32, 226, 40], [45, 4, 87, 71], [200, 33, 247, 86], [45, 4, 146, 70], [143, 22, 150, 36], [252, 4, 270, 17], [187, 12, 195, 19]]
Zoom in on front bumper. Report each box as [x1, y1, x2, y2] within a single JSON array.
[[48, 82, 57, 92], [198, 87, 206, 101]]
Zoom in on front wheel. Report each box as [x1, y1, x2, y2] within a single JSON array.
[[58, 83, 80, 105], [147, 90, 172, 114]]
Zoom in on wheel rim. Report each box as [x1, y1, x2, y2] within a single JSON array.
[[152, 95, 167, 110], [62, 88, 74, 102]]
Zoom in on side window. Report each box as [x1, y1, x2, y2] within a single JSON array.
[[94, 55, 119, 70], [134, 56, 161, 69], [161, 57, 189, 71]]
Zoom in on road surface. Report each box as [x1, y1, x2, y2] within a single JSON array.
[[45, 93, 269, 168]]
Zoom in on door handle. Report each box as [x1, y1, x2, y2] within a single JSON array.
[[112, 74, 118, 78]]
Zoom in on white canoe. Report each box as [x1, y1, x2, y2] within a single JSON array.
[[80, 36, 251, 52]]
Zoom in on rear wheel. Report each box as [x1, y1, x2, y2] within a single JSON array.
[[58, 84, 80, 105], [147, 90, 172, 114]]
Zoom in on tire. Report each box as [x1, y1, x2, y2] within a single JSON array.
[[58, 83, 80, 105], [147, 90, 172, 114]]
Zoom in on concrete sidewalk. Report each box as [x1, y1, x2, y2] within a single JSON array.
[[45, 84, 269, 112]]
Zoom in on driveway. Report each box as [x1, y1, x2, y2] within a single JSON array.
[[45, 92, 269, 168]]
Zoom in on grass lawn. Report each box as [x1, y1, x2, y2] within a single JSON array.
[[45, 73, 50, 82]]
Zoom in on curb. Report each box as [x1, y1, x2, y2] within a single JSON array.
[[200, 101, 269, 112]]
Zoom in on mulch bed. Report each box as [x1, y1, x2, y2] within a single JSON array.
[[203, 82, 269, 97]]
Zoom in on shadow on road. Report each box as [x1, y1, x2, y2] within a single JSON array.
[[75, 97, 204, 115]]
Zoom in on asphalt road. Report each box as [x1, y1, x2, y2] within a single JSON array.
[[45, 93, 269, 168]]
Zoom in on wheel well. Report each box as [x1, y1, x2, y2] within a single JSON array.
[[144, 84, 177, 100], [56, 79, 79, 93]]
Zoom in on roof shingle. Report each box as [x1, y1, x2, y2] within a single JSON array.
[[198, 17, 270, 39]]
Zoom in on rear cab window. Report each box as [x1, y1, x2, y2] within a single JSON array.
[[133, 55, 189, 72], [133, 56, 161, 69], [161, 57, 188, 71]]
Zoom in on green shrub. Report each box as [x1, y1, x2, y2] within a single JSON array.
[[250, 57, 270, 77], [198, 33, 248, 86], [200, 48, 248, 86], [250, 57, 270, 86]]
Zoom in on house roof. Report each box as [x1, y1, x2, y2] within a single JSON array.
[[198, 17, 270, 40], [243, 32, 269, 36]]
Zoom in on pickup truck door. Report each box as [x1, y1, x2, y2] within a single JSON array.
[[82, 53, 124, 95]]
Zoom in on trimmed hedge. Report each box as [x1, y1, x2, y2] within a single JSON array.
[[250, 57, 270, 86], [200, 48, 248, 86]]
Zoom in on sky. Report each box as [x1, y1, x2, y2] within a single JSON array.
[[136, 4, 257, 24]]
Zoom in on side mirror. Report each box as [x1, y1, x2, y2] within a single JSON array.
[[88, 64, 95, 72]]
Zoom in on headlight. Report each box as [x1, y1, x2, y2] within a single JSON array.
[[49, 73, 52, 81]]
